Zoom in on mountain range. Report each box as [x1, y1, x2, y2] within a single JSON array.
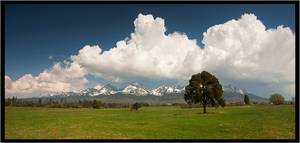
[[47, 82, 268, 104]]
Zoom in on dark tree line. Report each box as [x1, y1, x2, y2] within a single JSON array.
[[5, 97, 149, 109]]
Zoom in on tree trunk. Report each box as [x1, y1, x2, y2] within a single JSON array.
[[202, 94, 207, 114], [203, 102, 207, 114]]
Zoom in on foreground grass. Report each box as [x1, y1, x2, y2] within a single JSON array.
[[5, 105, 295, 139]]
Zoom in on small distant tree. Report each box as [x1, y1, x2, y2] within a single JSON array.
[[92, 100, 101, 109], [60, 98, 64, 104], [130, 103, 142, 111], [184, 71, 225, 114], [38, 98, 42, 106], [6, 98, 12, 106], [269, 93, 285, 105], [244, 94, 250, 105], [49, 98, 53, 105], [291, 97, 295, 105], [12, 96, 17, 106]]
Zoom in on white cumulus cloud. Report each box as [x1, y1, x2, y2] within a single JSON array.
[[202, 14, 294, 82], [71, 13, 295, 97], [5, 61, 88, 98], [71, 14, 202, 81]]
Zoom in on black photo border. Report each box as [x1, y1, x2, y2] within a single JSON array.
[[1, 1, 299, 142]]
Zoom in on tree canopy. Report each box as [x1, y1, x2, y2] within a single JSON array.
[[244, 94, 250, 105], [269, 93, 285, 105], [184, 71, 225, 113]]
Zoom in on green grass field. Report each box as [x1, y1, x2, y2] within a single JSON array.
[[5, 105, 295, 139]]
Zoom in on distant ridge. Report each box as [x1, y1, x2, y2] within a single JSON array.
[[32, 83, 269, 104]]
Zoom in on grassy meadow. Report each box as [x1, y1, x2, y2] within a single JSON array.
[[5, 105, 295, 139]]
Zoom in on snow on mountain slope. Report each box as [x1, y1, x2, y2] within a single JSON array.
[[223, 84, 248, 95], [150, 85, 184, 96], [121, 83, 149, 96], [79, 84, 117, 96]]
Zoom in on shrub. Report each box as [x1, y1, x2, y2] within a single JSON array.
[[269, 93, 285, 105], [130, 102, 142, 111]]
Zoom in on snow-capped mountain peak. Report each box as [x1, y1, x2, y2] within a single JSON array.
[[79, 84, 117, 96], [122, 83, 149, 95], [150, 85, 184, 96], [223, 84, 248, 95], [97, 84, 117, 95], [94, 85, 104, 90]]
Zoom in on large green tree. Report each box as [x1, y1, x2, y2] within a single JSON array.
[[184, 71, 225, 113], [269, 93, 285, 105]]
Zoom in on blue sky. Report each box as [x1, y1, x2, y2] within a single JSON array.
[[5, 4, 295, 98]]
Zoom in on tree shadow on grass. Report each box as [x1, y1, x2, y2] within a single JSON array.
[[196, 111, 224, 115]]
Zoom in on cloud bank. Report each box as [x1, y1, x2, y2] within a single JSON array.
[[5, 13, 295, 98], [5, 62, 87, 98]]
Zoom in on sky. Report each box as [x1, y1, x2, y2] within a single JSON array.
[[5, 4, 295, 99]]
